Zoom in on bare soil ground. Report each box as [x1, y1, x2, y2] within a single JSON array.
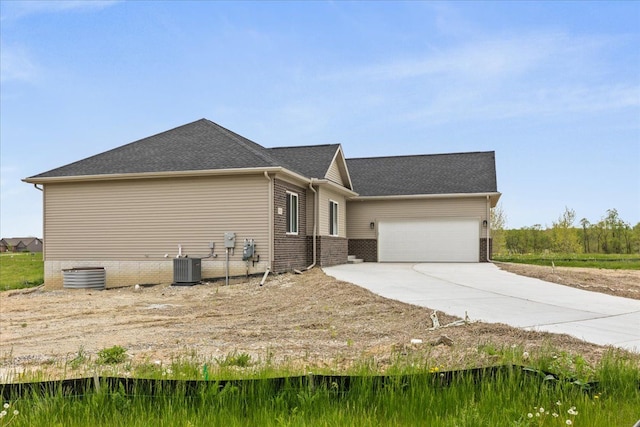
[[496, 262, 640, 300], [1, 265, 637, 381]]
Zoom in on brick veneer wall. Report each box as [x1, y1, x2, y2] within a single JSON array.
[[273, 179, 308, 273], [348, 239, 378, 262], [480, 238, 493, 262], [349, 238, 492, 262], [309, 235, 348, 267]]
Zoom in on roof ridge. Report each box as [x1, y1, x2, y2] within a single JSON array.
[[347, 150, 494, 161], [203, 119, 280, 166], [269, 143, 341, 150], [27, 119, 213, 178]]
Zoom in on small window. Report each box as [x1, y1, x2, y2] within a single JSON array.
[[286, 192, 298, 234], [329, 200, 339, 236]]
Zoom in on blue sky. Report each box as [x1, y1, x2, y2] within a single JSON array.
[[1, 0, 638, 237]]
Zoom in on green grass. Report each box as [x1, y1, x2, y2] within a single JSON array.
[[96, 346, 128, 365], [493, 253, 640, 270], [1, 252, 635, 291], [0, 252, 44, 291], [2, 349, 639, 426]]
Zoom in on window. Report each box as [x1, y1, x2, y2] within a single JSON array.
[[329, 200, 339, 236], [286, 191, 298, 234]]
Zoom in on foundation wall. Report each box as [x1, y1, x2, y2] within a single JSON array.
[[44, 259, 269, 289]]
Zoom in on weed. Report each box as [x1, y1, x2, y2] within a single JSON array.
[[131, 361, 162, 378], [537, 351, 595, 384], [329, 325, 338, 338], [0, 401, 20, 426], [68, 346, 89, 370], [518, 403, 579, 426], [478, 343, 500, 357], [96, 345, 127, 365], [216, 351, 252, 368]]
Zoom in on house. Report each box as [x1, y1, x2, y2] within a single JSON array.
[[23, 119, 500, 288], [0, 237, 43, 253]]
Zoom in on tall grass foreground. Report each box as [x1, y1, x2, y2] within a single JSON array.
[[1, 351, 638, 427]]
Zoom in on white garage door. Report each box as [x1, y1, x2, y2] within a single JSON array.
[[378, 219, 480, 262]]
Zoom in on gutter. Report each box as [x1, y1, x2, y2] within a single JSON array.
[[352, 192, 501, 202], [22, 166, 313, 185], [309, 178, 358, 198]]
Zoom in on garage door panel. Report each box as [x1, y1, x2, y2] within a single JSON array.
[[378, 219, 479, 262]]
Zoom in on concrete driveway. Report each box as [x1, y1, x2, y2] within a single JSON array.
[[323, 263, 640, 352]]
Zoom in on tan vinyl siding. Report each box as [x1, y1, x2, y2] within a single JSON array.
[[346, 197, 488, 239], [318, 187, 347, 238], [325, 159, 345, 186], [44, 174, 270, 261], [306, 187, 316, 236]]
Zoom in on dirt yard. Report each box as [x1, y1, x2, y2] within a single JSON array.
[[1, 264, 637, 381], [496, 262, 640, 300]]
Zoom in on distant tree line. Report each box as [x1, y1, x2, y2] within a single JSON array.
[[491, 206, 640, 255]]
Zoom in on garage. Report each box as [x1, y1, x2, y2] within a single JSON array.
[[378, 218, 480, 262]]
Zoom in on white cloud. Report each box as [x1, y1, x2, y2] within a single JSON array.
[[329, 31, 607, 82], [322, 30, 638, 125], [1, 0, 120, 20], [0, 43, 39, 83]]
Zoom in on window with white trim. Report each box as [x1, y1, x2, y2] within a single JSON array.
[[329, 200, 339, 236], [286, 191, 298, 234]]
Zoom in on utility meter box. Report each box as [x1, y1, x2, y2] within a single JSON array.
[[224, 232, 236, 248], [243, 239, 255, 260]]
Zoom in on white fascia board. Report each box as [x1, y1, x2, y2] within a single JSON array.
[[311, 178, 359, 197], [23, 167, 292, 184], [352, 192, 502, 204]]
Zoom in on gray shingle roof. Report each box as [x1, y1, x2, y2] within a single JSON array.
[[268, 144, 341, 180], [27, 119, 498, 198], [29, 119, 281, 178], [29, 119, 343, 181], [346, 151, 497, 197]]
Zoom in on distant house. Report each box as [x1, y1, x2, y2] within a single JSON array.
[[0, 237, 43, 253], [24, 119, 500, 288]]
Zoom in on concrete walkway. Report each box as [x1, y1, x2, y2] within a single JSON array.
[[323, 263, 640, 352]]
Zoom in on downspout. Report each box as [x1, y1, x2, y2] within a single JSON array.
[[306, 180, 318, 270], [486, 195, 491, 262], [264, 172, 274, 272], [32, 184, 45, 262]]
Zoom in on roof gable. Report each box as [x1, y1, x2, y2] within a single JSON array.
[[326, 146, 353, 190], [267, 144, 338, 179], [346, 151, 497, 197], [29, 119, 281, 179], [326, 157, 345, 186]]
